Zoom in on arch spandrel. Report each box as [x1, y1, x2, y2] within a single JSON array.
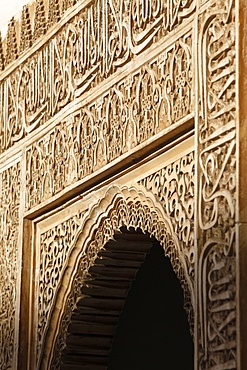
[[38, 184, 195, 370]]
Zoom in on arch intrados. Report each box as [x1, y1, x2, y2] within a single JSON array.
[[40, 185, 194, 370]]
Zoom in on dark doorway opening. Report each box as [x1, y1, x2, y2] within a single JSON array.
[[107, 240, 194, 370], [60, 228, 194, 370]]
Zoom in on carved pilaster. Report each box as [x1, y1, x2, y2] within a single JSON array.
[[35, 212, 85, 367], [238, 1, 247, 368], [197, 0, 237, 369], [0, 163, 21, 369]]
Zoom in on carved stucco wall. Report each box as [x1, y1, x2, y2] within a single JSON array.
[[0, 162, 21, 369], [0, 0, 241, 369], [197, 3, 237, 368], [49, 181, 195, 369]]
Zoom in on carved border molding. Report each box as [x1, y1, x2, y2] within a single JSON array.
[[197, 0, 237, 369], [35, 211, 86, 367], [0, 162, 21, 370], [34, 184, 194, 369], [25, 30, 193, 210]]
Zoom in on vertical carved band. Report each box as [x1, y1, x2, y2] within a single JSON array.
[[36, 212, 85, 366], [198, 0, 236, 368], [0, 163, 21, 370]]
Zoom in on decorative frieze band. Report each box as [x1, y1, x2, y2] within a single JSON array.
[[0, 0, 195, 154], [25, 31, 193, 210]]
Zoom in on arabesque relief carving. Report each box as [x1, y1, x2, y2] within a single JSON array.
[[36, 212, 85, 366], [0, 0, 195, 153], [0, 163, 21, 370], [198, 0, 236, 368], [138, 151, 195, 286], [0, 0, 241, 368], [25, 31, 192, 209], [47, 185, 194, 370]]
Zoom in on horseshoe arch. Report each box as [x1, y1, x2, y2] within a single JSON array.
[[38, 184, 195, 370]]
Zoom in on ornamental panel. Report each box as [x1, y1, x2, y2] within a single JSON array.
[[35, 212, 85, 366], [0, 0, 195, 153], [138, 151, 195, 288], [25, 31, 193, 209], [0, 162, 21, 370], [197, 0, 237, 369]]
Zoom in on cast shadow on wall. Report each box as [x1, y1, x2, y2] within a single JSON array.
[[107, 242, 194, 370]]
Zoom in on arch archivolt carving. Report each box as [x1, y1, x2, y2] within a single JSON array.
[[37, 184, 195, 370]]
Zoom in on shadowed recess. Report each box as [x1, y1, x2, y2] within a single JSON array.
[[61, 228, 194, 370], [107, 240, 194, 370]]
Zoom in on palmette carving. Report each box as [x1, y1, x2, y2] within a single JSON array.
[[0, 0, 195, 153], [48, 0, 60, 27], [0, 33, 5, 71], [0, 163, 21, 370], [25, 32, 192, 209], [138, 152, 195, 284], [20, 6, 32, 53], [48, 186, 194, 369], [33, 0, 47, 41], [36, 213, 85, 365], [5, 18, 18, 65], [0, 0, 78, 63], [62, 0, 77, 14], [198, 0, 236, 369]]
